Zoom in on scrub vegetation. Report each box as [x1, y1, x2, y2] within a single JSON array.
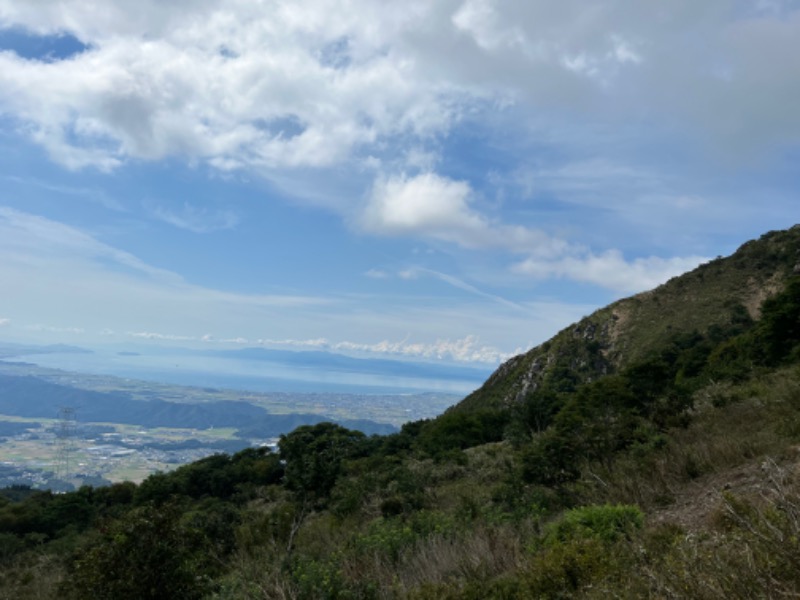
[[1, 225, 800, 599]]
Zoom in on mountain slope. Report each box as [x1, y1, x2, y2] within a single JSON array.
[[455, 225, 800, 414], [3, 224, 800, 599]]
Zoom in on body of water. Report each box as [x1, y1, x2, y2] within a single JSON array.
[[17, 351, 488, 396]]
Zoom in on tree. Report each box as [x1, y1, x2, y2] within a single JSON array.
[[63, 503, 213, 600], [278, 422, 366, 503]]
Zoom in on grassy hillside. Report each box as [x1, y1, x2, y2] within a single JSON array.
[[1, 224, 799, 599], [456, 225, 800, 415]]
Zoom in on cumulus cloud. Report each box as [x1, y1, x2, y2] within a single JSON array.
[[362, 173, 482, 241], [0, 0, 796, 176], [332, 334, 518, 364], [0, 1, 786, 333], [0, 0, 462, 173], [361, 172, 566, 257]]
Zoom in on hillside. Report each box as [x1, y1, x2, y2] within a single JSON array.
[[1, 224, 799, 599], [456, 225, 800, 414]]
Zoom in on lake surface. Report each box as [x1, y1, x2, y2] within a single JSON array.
[[17, 351, 489, 396]]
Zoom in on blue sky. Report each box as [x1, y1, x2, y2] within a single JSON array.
[[0, 0, 798, 365]]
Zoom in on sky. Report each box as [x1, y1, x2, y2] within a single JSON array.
[[0, 0, 798, 366]]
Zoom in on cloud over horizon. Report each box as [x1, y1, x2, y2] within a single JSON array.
[[0, 206, 593, 363]]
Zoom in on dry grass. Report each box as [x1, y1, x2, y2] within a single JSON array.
[[573, 368, 800, 515], [635, 460, 800, 599], [0, 554, 64, 600]]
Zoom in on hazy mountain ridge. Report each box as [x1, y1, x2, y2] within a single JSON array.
[[0, 372, 396, 436], [0, 343, 92, 359]]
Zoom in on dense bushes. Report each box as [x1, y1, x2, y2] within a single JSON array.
[[62, 502, 215, 600]]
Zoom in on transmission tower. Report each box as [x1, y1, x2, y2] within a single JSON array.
[[55, 406, 77, 482]]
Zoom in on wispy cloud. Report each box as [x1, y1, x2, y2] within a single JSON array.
[[26, 324, 85, 334], [147, 201, 239, 233], [1, 174, 125, 211], [0, 206, 181, 283], [360, 173, 705, 295], [127, 331, 199, 342], [0, 318, 10, 327], [0, 206, 587, 360], [0, 206, 336, 337], [400, 266, 525, 311], [513, 251, 709, 294]]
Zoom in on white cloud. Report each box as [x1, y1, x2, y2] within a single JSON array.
[[0, 206, 181, 283], [0, 0, 795, 178], [361, 172, 566, 256], [332, 334, 516, 364], [119, 330, 515, 364], [401, 266, 524, 311], [1, 175, 125, 211], [362, 172, 482, 240], [0, 3, 786, 352], [0, 1, 463, 173], [398, 269, 419, 280], [0, 318, 10, 326], [514, 250, 708, 294], [26, 324, 85, 334], [364, 268, 389, 279], [360, 172, 705, 294], [147, 201, 239, 233], [128, 331, 197, 342], [255, 334, 517, 364]]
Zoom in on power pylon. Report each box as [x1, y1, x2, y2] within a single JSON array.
[[54, 406, 77, 481]]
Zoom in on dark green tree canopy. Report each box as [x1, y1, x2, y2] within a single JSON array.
[[278, 422, 366, 501]]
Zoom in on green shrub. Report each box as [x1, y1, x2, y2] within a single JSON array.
[[544, 503, 643, 545], [62, 502, 215, 600], [524, 538, 616, 598]]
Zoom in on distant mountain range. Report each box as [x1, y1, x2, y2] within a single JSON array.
[[204, 347, 493, 381], [0, 342, 92, 359]]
